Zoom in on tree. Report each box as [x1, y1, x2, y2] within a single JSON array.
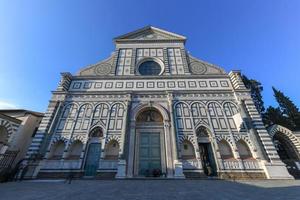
[[242, 75, 265, 114], [263, 106, 293, 129], [272, 87, 300, 130]]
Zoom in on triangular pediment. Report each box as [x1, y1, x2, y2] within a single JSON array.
[[114, 26, 186, 43]]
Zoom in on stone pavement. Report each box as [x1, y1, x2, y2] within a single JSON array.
[[0, 179, 299, 200]]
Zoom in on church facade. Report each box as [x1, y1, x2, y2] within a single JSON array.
[[25, 26, 298, 179]]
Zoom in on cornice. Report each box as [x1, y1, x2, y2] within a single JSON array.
[[70, 74, 230, 80]]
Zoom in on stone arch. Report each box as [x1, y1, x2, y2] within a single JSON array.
[[0, 119, 18, 143], [136, 108, 163, 123], [221, 101, 239, 108], [196, 125, 212, 136], [222, 101, 239, 117], [190, 101, 210, 128], [57, 102, 79, 131], [233, 135, 255, 150], [173, 101, 190, 109], [190, 101, 207, 116], [218, 139, 235, 159], [194, 121, 210, 130], [51, 136, 68, 146], [195, 125, 213, 144], [236, 139, 253, 159], [132, 103, 169, 122], [110, 102, 126, 109], [88, 126, 104, 138], [179, 134, 197, 146], [91, 103, 110, 127], [61, 102, 79, 117], [180, 139, 196, 160], [173, 101, 192, 131], [66, 140, 83, 159], [70, 135, 86, 144], [216, 135, 234, 148], [173, 101, 190, 116], [106, 135, 121, 145], [48, 140, 66, 159], [104, 139, 120, 160], [269, 124, 300, 160], [0, 125, 9, 147], [94, 102, 110, 110], [74, 103, 94, 130], [207, 101, 224, 117]]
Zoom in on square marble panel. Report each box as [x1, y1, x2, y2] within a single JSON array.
[[144, 49, 149, 56], [126, 49, 132, 56], [167, 81, 175, 88], [73, 82, 82, 89], [94, 82, 102, 88], [116, 82, 123, 88], [83, 82, 92, 89], [150, 49, 156, 57], [125, 58, 131, 65], [209, 81, 218, 87], [220, 81, 229, 87], [178, 81, 186, 88], [199, 81, 207, 87], [157, 49, 163, 56], [188, 81, 197, 88], [126, 82, 134, 88], [157, 82, 165, 88], [137, 49, 143, 56], [175, 49, 181, 56], [147, 82, 155, 88], [136, 82, 144, 88], [105, 82, 113, 88], [119, 49, 126, 57], [168, 48, 174, 56]]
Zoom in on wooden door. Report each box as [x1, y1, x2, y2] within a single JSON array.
[[84, 143, 101, 176], [139, 132, 161, 176]]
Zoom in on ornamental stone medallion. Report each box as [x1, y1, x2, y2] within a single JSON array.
[[190, 62, 207, 74], [94, 63, 111, 75]]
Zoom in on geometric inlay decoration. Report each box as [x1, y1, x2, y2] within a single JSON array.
[[190, 62, 207, 74], [94, 63, 112, 75]]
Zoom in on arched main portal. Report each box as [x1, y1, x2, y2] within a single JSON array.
[[134, 108, 165, 177], [84, 127, 103, 176], [196, 126, 217, 176]]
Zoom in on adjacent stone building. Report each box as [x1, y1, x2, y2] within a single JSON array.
[[25, 26, 300, 179], [0, 109, 43, 170]]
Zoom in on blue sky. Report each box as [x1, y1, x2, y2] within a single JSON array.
[[0, 0, 299, 112]]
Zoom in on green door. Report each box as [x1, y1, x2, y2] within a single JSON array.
[[139, 132, 161, 176], [84, 143, 101, 176]]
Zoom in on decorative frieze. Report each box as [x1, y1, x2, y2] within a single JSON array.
[[69, 78, 232, 92]]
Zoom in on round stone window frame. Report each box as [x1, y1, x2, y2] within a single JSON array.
[[136, 57, 165, 76]]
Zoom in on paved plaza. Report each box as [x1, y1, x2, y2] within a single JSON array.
[[0, 179, 300, 200]]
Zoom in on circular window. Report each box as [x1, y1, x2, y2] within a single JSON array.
[[138, 60, 162, 75]]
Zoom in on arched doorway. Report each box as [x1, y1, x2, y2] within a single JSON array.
[[0, 126, 8, 153], [196, 126, 217, 176], [134, 108, 165, 177], [84, 127, 103, 176], [273, 132, 300, 178]]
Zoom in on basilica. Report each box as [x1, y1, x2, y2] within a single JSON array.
[[24, 26, 300, 179]]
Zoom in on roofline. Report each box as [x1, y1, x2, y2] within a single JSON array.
[[0, 113, 22, 124], [0, 109, 44, 117], [113, 25, 187, 43]]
